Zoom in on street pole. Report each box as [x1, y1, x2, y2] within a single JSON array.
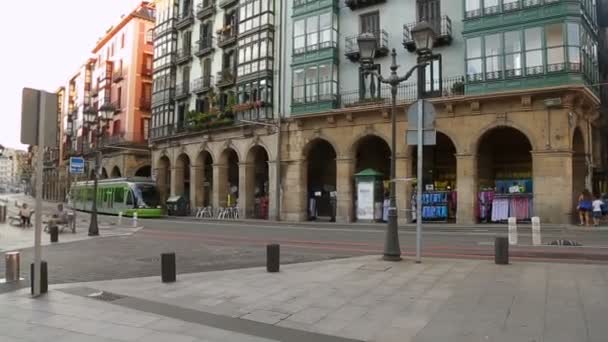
[[33, 92, 46, 297], [88, 150, 100, 236], [274, 117, 281, 221], [416, 98, 424, 263]]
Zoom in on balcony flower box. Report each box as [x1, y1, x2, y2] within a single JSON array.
[[233, 102, 253, 112]]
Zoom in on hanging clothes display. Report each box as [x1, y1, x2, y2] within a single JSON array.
[[490, 198, 510, 222], [421, 191, 451, 221]]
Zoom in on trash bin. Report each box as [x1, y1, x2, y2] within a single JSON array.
[[0, 204, 6, 223], [166, 196, 188, 216], [5, 252, 20, 282]]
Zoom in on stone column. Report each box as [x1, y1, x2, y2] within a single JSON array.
[[189, 164, 199, 210], [396, 153, 413, 225], [267, 160, 278, 220], [171, 165, 184, 197], [212, 164, 227, 208], [336, 157, 354, 223], [239, 162, 254, 217], [456, 154, 477, 224], [283, 159, 307, 221], [532, 150, 574, 224]]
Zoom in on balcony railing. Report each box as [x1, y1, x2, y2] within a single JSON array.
[[219, 0, 238, 8], [216, 68, 235, 87], [192, 75, 214, 94], [99, 131, 148, 147], [195, 37, 214, 57], [175, 82, 191, 100], [112, 69, 124, 83], [142, 65, 153, 77], [466, 0, 561, 19], [140, 97, 151, 111], [344, 30, 389, 62], [403, 16, 452, 52], [338, 75, 465, 108], [196, 0, 216, 19], [176, 48, 193, 65], [344, 0, 386, 10], [217, 25, 237, 47], [176, 10, 194, 30], [111, 101, 122, 113]]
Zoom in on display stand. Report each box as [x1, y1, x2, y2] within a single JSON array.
[[421, 191, 449, 222], [354, 169, 384, 223]]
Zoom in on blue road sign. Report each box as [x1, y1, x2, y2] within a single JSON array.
[[69, 157, 85, 174]]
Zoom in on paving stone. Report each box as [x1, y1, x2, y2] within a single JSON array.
[[241, 310, 290, 325]]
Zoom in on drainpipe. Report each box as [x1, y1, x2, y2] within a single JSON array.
[[274, 0, 286, 221]]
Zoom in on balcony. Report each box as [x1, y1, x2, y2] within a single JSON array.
[[175, 82, 191, 100], [152, 89, 175, 105], [403, 16, 453, 53], [176, 48, 193, 65], [192, 75, 214, 94], [91, 87, 99, 98], [344, 30, 389, 62], [195, 38, 214, 57], [139, 97, 152, 111], [111, 101, 122, 113], [217, 26, 237, 47], [219, 0, 238, 8], [155, 53, 176, 71], [99, 131, 148, 147], [216, 68, 235, 87], [196, 0, 216, 20], [112, 69, 124, 83], [142, 65, 153, 77], [344, 0, 386, 10], [153, 19, 176, 38], [175, 11, 194, 30]]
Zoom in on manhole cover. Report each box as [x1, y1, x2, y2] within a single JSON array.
[[358, 264, 392, 272], [548, 240, 582, 246], [87, 291, 125, 302]]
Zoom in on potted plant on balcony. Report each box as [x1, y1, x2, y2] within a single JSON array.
[[222, 92, 237, 118], [450, 78, 465, 96], [254, 100, 265, 109]]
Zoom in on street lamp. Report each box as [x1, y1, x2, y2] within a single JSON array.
[[356, 22, 435, 262], [82, 105, 113, 236]]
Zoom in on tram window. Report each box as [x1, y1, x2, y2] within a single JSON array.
[[115, 187, 125, 203], [126, 191, 134, 206]]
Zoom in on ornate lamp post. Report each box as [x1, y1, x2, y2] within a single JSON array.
[[82, 104, 113, 236], [356, 22, 436, 261]]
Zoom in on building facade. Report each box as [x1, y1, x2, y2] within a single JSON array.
[[150, 0, 281, 219], [153, 0, 603, 224], [63, 2, 155, 186]]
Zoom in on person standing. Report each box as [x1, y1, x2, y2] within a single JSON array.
[[577, 189, 593, 226], [592, 194, 604, 227]]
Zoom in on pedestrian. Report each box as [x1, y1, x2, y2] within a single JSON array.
[[17, 203, 32, 227], [577, 189, 593, 226], [592, 194, 604, 227]]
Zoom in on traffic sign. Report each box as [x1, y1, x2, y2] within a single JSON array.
[[406, 99, 436, 146], [69, 157, 85, 174]]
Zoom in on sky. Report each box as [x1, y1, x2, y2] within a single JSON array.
[[0, 0, 144, 150]]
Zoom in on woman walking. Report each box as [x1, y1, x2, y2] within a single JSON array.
[[577, 189, 593, 226]]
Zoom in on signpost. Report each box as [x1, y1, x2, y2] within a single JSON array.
[[406, 99, 436, 263], [69, 157, 85, 174], [21, 88, 57, 297]]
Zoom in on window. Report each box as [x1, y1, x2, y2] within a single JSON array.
[[121, 33, 125, 49], [293, 12, 337, 55], [421, 55, 441, 97], [503, 0, 519, 11], [291, 63, 338, 105], [466, 37, 482, 81], [305, 66, 317, 102], [294, 19, 305, 54], [525, 27, 543, 75], [567, 23, 581, 71], [504, 31, 522, 77], [417, 0, 440, 22], [360, 12, 379, 34], [114, 187, 125, 203], [293, 69, 305, 103], [465, 0, 481, 18], [485, 33, 502, 79], [484, 0, 499, 15], [546, 24, 565, 72]]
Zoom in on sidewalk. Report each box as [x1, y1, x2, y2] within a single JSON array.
[[2, 255, 606, 341]]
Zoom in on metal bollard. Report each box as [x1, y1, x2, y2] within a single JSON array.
[[161, 252, 176, 283], [267, 244, 280, 273], [0, 204, 6, 223], [118, 212, 123, 225], [5, 252, 20, 282], [532, 216, 542, 246], [30, 261, 48, 295], [132, 212, 138, 228], [49, 225, 59, 243], [508, 217, 517, 245], [495, 237, 509, 265]]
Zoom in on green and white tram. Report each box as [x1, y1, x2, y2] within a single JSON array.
[[68, 177, 163, 218]]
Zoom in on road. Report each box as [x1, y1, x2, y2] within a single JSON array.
[[3, 212, 608, 292]]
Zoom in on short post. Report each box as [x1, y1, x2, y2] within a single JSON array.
[[118, 212, 123, 225], [132, 212, 138, 228], [532, 216, 542, 246], [495, 237, 509, 265], [30, 261, 48, 295], [161, 252, 176, 283], [5, 252, 20, 282], [508, 217, 518, 245], [49, 225, 58, 243], [0, 204, 6, 223], [266, 244, 280, 273]]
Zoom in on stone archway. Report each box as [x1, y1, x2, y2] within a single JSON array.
[[157, 156, 171, 206], [476, 126, 533, 223], [245, 145, 270, 219], [194, 150, 213, 208], [100, 168, 109, 179], [175, 153, 191, 204], [218, 148, 239, 208], [111, 166, 122, 178], [305, 139, 337, 220], [135, 165, 151, 177], [352, 135, 391, 222]]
